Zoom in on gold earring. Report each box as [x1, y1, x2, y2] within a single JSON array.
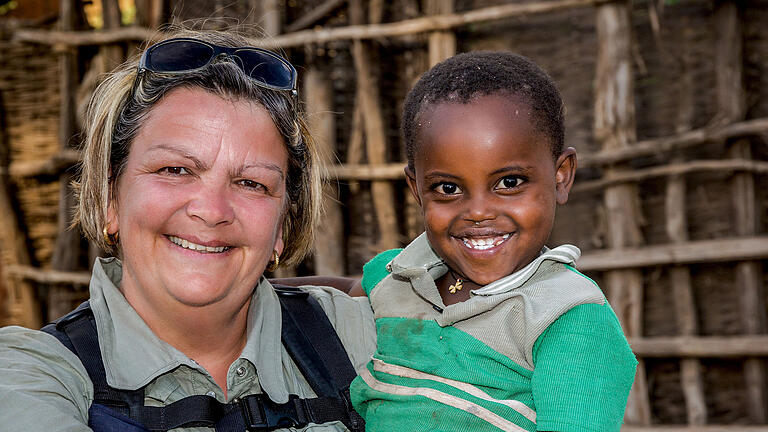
[[103, 223, 119, 246], [266, 250, 280, 272]]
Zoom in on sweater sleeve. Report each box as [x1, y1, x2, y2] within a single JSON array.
[[361, 249, 402, 297], [531, 302, 637, 432]]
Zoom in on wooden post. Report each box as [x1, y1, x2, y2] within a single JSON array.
[[0, 174, 41, 328], [50, 0, 83, 320], [256, 0, 281, 37], [667, 32, 707, 424], [306, 68, 345, 275], [594, 0, 651, 425], [715, 0, 767, 422], [426, 0, 456, 66], [350, 0, 399, 251]]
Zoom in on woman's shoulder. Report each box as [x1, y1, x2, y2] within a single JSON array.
[[293, 285, 376, 371], [0, 325, 92, 428]]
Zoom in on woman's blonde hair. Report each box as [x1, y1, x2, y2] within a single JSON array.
[[73, 28, 322, 267]]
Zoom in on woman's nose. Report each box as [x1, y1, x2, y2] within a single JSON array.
[[186, 183, 235, 227]]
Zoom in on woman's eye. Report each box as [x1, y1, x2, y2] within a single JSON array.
[[434, 182, 461, 195], [159, 166, 189, 175], [495, 176, 526, 190], [237, 179, 266, 191]]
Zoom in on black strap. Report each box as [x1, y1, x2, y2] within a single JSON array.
[[275, 285, 364, 431], [42, 289, 365, 432]]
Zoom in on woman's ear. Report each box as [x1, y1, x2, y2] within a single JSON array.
[[106, 182, 119, 234], [274, 224, 285, 257], [555, 147, 577, 205], [404, 166, 422, 207]]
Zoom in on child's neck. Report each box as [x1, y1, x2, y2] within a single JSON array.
[[435, 271, 481, 305]]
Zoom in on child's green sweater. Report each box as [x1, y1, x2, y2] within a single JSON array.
[[350, 233, 637, 432]]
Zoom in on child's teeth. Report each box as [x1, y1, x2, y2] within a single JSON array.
[[461, 234, 510, 250]]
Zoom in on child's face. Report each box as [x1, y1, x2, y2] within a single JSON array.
[[406, 94, 576, 286]]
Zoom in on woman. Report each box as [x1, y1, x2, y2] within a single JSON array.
[[0, 29, 375, 431]]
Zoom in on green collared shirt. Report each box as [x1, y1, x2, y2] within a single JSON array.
[[0, 258, 376, 431]]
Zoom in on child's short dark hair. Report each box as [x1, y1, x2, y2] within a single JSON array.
[[402, 51, 565, 169]]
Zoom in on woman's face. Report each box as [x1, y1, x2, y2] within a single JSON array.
[[108, 87, 288, 313]]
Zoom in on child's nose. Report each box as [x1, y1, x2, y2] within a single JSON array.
[[464, 194, 496, 224]]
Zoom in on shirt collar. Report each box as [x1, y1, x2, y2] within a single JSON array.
[[386, 233, 581, 296]]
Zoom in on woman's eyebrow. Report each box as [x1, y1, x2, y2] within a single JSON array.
[[146, 144, 207, 171], [236, 162, 285, 180]]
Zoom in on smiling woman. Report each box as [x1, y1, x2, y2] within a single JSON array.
[[0, 28, 374, 432]]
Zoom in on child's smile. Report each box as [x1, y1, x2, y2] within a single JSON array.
[[405, 94, 576, 290]]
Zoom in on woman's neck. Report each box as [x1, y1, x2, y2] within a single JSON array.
[[121, 283, 252, 395]]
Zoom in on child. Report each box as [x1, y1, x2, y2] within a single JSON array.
[[348, 52, 637, 432]]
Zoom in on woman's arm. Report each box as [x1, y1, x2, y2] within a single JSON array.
[[270, 276, 364, 295], [0, 327, 92, 430]]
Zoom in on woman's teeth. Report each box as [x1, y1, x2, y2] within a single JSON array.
[[461, 234, 510, 250], [168, 235, 230, 253]]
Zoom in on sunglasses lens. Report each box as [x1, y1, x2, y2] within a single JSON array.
[[145, 40, 215, 72], [235, 49, 294, 89]]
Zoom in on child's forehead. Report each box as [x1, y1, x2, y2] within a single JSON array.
[[411, 98, 555, 173]]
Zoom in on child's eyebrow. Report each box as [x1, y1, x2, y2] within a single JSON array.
[[423, 171, 461, 181], [490, 165, 534, 176]]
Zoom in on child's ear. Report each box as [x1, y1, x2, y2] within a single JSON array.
[[554, 147, 577, 205], [404, 166, 422, 207]]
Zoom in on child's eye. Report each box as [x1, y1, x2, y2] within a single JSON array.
[[433, 182, 462, 195], [158, 166, 189, 176], [495, 176, 526, 190]]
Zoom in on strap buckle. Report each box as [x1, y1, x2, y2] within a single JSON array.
[[239, 394, 310, 431]]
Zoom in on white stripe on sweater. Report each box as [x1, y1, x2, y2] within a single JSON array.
[[372, 358, 537, 423], [359, 367, 531, 432]]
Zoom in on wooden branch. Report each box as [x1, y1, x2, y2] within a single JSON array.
[[572, 159, 768, 194], [629, 335, 768, 358], [577, 236, 768, 271], [14, 26, 156, 46], [327, 163, 405, 180], [5, 265, 91, 286], [285, 0, 347, 33], [14, 0, 607, 48], [579, 117, 768, 168], [6, 149, 81, 177]]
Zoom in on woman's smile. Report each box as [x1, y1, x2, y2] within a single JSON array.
[[166, 235, 232, 254]]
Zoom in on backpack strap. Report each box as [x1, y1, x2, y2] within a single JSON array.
[[274, 285, 364, 431], [41, 288, 364, 432]]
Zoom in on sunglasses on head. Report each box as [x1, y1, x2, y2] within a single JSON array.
[[138, 37, 297, 93]]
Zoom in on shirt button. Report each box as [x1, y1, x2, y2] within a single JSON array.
[[205, 391, 216, 397], [236, 366, 247, 377]]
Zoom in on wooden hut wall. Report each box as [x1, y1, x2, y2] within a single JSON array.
[[2, 0, 768, 428]]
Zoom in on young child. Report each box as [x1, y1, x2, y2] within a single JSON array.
[[348, 52, 637, 432]]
